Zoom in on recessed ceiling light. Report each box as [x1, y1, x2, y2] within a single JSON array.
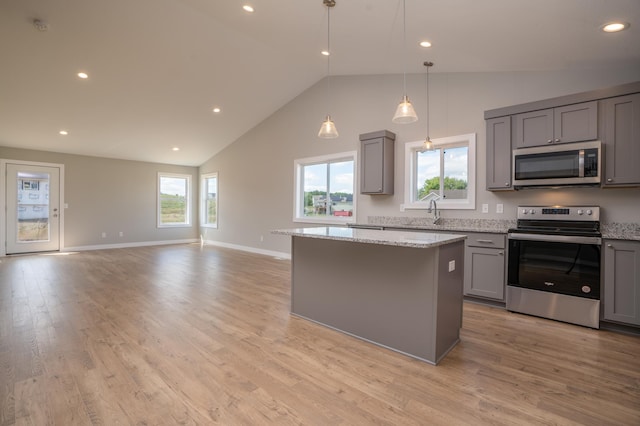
[[172, 147, 180, 151], [59, 130, 68, 135], [419, 40, 432, 48], [321, 50, 330, 56], [212, 107, 221, 113], [77, 72, 88, 79], [602, 22, 629, 33], [243, 5, 254, 13]]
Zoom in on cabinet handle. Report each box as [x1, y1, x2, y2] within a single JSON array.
[[547, 139, 553, 143], [607, 178, 613, 182], [476, 239, 494, 244], [607, 244, 613, 248], [498, 251, 504, 255], [555, 138, 560, 143], [505, 182, 510, 187]]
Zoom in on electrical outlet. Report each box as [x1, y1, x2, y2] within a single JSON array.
[[260, 235, 264, 242], [119, 231, 124, 237], [482, 203, 489, 213], [496, 203, 504, 214], [101, 232, 106, 238], [448, 260, 456, 272]]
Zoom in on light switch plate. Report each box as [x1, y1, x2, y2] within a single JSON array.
[[448, 260, 456, 272], [482, 203, 489, 213]]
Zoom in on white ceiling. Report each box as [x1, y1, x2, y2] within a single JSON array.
[[1, 0, 638, 166]]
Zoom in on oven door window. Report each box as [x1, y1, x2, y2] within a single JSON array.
[[508, 239, 600, 299], [514, 150, 579, 180]]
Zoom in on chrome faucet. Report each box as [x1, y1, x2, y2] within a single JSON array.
[[427, 199, 441, 224]]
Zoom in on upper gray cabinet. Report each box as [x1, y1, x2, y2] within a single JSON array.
[[486, 116, 512, 191], [600, 93, 640, 187], [360, 130, 395, 195], [514, 101, 598, 148]]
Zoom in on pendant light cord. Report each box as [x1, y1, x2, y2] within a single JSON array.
[[402, 0, 407, 95], [326, 4, 331, 114], [425, 63, 429, 138]]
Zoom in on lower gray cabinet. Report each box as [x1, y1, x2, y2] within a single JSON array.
[[463, 233, 506, 301], [603, 240, 640, 326]]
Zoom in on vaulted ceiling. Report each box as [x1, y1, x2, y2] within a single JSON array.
[[1, 0, 638, 166]]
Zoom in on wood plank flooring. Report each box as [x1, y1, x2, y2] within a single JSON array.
[[1, 243, 639, 425]]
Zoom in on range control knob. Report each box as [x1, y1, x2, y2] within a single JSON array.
[[529, 209, 535, 214], [577, 209, 584, 215], [522, 209, 528, 215], [582, 285, 591, 294], [586, 209, 593, 216]]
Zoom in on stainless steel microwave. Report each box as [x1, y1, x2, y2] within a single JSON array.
[[512, 141, 601, 188]]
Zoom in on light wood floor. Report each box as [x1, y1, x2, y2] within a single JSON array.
[[1, 244, 639, 425]]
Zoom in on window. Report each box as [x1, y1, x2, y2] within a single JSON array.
[[294, 151, 357, 224], [403, 133, 476, 210], [158, 173, 191, 227], [200, 172, 218, 228]]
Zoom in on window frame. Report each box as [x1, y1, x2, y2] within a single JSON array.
[[403, 133, 476, 211], [157, 172, 192, 228], [200, 172, 218, 229], [293, 151, 357, 225]]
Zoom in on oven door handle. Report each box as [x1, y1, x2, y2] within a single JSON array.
[[508, 233, 602, 245]]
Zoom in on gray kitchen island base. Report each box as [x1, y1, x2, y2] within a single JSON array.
[[290, 234, 465, 365]]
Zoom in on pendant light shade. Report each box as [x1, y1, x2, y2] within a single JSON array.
[[318, 0, 338, 139], [423, 61, 434, 151], [392, 0, 418, 124], [318, 115, 339, 138], [393, 95, 418, 124]]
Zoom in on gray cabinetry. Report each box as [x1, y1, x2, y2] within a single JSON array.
[[486, 116, 512, 190], [600, 93, 640, 187], [514, 101, 598, 148], [360, 130, 395, 195], [603, 240, 640, 326], [463, 233, 506, 300]]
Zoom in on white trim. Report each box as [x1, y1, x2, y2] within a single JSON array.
[[63, 238, 199, 252], [402, 133, 476, 211], [200, 172, 218, 228], [0, 159, 65, 257], [293, 150, 357, 225], [203, 239, 291, 260], [157, 172, 192, 228]]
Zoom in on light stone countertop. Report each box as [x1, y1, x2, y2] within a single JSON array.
[[272, 226, 466, 249], [367, 216, 640, 241]]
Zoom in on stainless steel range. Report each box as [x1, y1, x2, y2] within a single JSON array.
[[507, 206, 602, 328]]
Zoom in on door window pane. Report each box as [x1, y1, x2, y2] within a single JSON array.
[[295, 152, 356, 223], [17, 172, 50, 242]]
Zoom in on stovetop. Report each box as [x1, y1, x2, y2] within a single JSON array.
[[510, 206, 601, 237]]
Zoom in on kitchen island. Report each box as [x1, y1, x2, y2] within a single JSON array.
[[273, 226, 466, 365]]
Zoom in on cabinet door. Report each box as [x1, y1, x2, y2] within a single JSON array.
[[604, 240, 640, 326], [514, 109, 554, 148], [554, 101, 598, 144], [361, 138, 384, 194], [486, 116, 513, 191], [463, 246, 505, 300], [601, 94, 640, 186]]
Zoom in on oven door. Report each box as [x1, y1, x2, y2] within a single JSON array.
[[507, 233, 601, 299]]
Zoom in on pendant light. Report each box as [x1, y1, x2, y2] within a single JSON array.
[[423, 61, 434, 151], [392, 0, 418, 124], [318, 0, 339, 139]]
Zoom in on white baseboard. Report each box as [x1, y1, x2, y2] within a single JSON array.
[[203, 239, 291, 260], [63, 239, 199, 252]]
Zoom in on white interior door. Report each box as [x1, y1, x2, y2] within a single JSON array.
[[6, 163, 61, 254]]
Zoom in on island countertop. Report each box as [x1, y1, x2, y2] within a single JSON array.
[[272, 226, 466, 248]]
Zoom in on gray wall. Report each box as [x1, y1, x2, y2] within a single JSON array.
[[200, 69, 640, 254], [0, 147, 199, 248]]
